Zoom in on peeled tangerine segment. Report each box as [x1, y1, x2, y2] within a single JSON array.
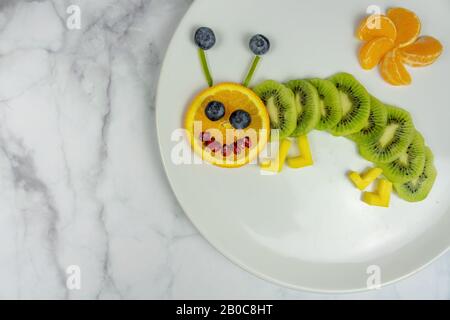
[[380, 49, 412, 86], [348, 167, 383, 190], [387, 7, 421, 48], [359, 37, 395, 70], [260, 139, 292, 173], [356, 14, 397, 42], [399, 36, 444, 67], [286, 135, 313, 168], [363, 179, 393, 208]]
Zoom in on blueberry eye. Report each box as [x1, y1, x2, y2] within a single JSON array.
[[194, 27, 216, 50], [205, 101, 225, 121], [249, 34, 270, 55], [230, 110, 251, 129]]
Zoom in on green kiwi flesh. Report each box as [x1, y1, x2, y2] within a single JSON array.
[[253, 80, 297, 140], [359, 104, 414, 163], [328, 73, 371, 136], [394, 146, 437, 202], [378, 131, 426, 183], [349, 95, 387, 143], [308, 78, 342, 131], [285, 80, 320, 137]]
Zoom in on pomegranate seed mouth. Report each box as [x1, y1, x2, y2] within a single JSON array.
[[198, 132, 252, 157]]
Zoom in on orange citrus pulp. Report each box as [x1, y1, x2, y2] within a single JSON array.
[[399, 36, 443, 67], [356, 14, 397, 42], [380, 49, 412, 86], [356, 7, 443, 86], [359, 37, 395, 70], [387, 7, 421, 48], [185, 83, 270, 168]]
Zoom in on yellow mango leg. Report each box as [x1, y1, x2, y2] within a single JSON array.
[[286, 135, 313, 168], [348, 167, 383, 190], [260, 139, 292, 173], [363, 179, 393, 207]]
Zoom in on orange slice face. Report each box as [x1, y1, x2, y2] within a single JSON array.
[[380, 49, 412, 86], [387, 7, 421, 47], [359, 37, 395, 70], [185, 83, 270, 168], [399, 36, 444, 67], [356, 14, 397, 42]]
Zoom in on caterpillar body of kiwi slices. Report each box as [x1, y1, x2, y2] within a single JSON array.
[[253, 80, 297, 140], [359, 104, 415, 163], [252, 76, 436, 203], [394, 147, 437, 202], [328, 73, 371, 136], [285, 80, 320, 137], [378, 131, 426, 183]]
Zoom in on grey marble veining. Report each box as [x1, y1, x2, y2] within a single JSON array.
[[0, 0, 448, 299]]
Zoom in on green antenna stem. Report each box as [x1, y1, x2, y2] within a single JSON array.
[[198, 48, 213, 87], [243, 55, 261, 87]]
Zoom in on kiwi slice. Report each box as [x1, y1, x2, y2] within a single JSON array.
[[394, 146, 437, 202], [253, 80, 297, 140], [378, 131, 426, 183], [285, 80, 320, 137], [349, 95, 387, 143], [328, 73, 370, 136], [308, 78, 342, 130], [359, 104, 415, 163]]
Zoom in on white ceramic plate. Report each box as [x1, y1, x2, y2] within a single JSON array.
[[156, 0, 450, 292]]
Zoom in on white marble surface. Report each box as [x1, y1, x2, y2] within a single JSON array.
[[0, 0, 448, 299]]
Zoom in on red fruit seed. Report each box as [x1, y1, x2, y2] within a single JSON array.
[[200, 132, 212, 142], [244, 136, 252, 148], [233, 142, 241, 155], [222, 144, 231, 157], [207, 141, 221, 152]]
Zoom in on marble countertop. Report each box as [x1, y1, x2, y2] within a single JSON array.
[[0, 0, 448, 299]]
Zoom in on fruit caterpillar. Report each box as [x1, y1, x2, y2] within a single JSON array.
[[184, 27, 437, 203]]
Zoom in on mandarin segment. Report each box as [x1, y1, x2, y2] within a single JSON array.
[[356, 7, 444, 85], [380, 50, 412, 86], [356, 14, 397, 42], [399, 36, 443, 67], [359, 37, 395, 70], [387, 7, 421, 48]]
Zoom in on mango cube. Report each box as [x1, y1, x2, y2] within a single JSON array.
[[286, 135, 314, 168], [348, 167, 383, 190], [363, 179, 393, 207]]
